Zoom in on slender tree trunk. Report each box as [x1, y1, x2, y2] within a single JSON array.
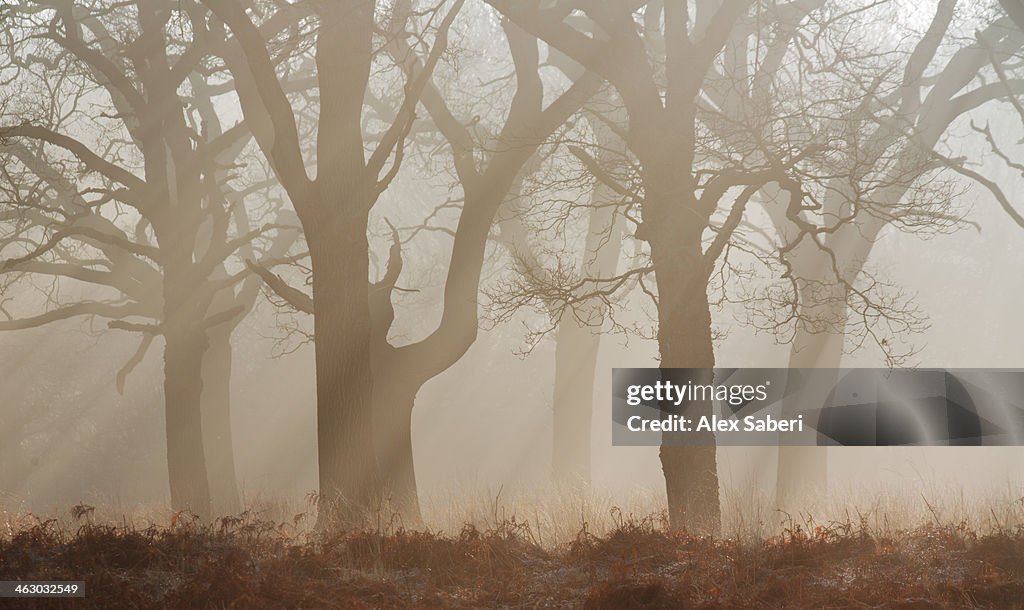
[[773, 205, 886, 509], [309, 215, 381, 528], [762, 182, 837, 509], [201, 325, 242, 516], [551, 313, 602, 486], [369, 192, 507, 524], [0, 405, 26, 495], [775, 280, 845, 510], [163, 320, 212, 520], [373, 374, 421, 525], [550, 208, 623, 485], [551, 118, 625, 486]]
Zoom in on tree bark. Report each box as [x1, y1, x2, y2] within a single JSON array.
[[368, 176, 520, 524], [367, 190, 508, 525], [309, 215, 381, 528], [649, 225, 721, 535], [163, 320, 212, 520], [201, 324, 242, 516], [656, 311, 720, 533], [372, 373, 421, 525]]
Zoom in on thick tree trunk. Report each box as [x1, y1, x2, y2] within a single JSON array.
[[309, 217, 381, 528], [373, 375, 421, 525], [631, 117, 722, 533], [651, 231, 721, 535], [201, 325, 242, 517], [163, 321, 212, 520]]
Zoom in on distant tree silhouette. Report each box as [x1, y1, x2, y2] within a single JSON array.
[[752, 1, 1024, 508], [489, 90, 631, 487]]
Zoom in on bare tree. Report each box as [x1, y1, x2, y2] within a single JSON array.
[[0, 1, 297, 517], [195, 0, 477, 525], [748, 1, 1024, 507], [486, 0, 852, 534], [546, 113, 628, 487], [490, 94, 632, 487], [246, 0, 601, 522]]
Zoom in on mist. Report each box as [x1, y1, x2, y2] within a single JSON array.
[[3, 0, 1024, 605]]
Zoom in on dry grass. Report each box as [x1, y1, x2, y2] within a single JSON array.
[[3, 502, 1024, 608]]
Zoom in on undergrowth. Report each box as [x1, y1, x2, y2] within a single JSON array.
[[2, 508, 1024, 608]]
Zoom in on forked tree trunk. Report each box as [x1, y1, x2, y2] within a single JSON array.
[[309, 216, 381, 528], [369, 179, 519, 526], [163, 320, 212, 520], [201, 325, 242, 516]]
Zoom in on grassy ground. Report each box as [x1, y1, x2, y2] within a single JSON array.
[[3, 508, 1024, 608]]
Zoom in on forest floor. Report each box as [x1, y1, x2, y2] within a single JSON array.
[[2, 508, 1024, 608]]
